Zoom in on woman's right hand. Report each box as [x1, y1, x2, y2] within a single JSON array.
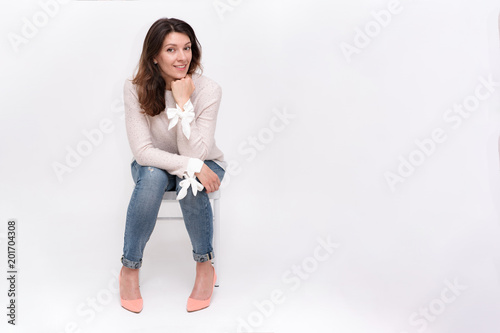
[[195, 163, 220, 193], [171, 75, 195, 109]]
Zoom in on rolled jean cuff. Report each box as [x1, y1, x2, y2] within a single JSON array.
[[121, 255, 142, 269], [193, 251, 214, 263]]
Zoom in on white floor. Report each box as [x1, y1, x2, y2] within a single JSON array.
[[1, 216, 345, 333], [3, 206, 500, 333]]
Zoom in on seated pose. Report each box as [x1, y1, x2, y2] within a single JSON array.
[[119, 17, 226, 313]]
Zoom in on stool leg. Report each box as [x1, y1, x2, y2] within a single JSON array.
[[213, 197, 220, 287]]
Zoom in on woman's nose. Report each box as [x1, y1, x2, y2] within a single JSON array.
[[177, 50, 187, 61]]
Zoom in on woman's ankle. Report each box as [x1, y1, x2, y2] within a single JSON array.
[[122, 266, 139, 276]]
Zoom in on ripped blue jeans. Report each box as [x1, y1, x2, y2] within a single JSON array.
[[121, 160, 225, 269]]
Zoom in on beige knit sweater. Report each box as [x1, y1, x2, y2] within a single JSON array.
[[124, 73, 226, 178]]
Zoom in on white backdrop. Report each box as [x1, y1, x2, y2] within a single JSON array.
[[1, 0, 500, 332]]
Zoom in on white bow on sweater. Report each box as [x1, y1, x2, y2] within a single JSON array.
[[166, 99, 195, 139], [176, 171, 204, 200]]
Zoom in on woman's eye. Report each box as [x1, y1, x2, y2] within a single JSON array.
[[167, 48, 174, 52], [185, 46, 191, 51]]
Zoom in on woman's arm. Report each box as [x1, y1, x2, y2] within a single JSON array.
[[175, 79, 222, 161], [171, 76, 223, 192], [124, 79, 191, 178]]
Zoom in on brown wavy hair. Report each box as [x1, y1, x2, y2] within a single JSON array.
[[132, 18, 202, 116]]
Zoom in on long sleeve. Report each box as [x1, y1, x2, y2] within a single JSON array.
[[123, 79, 190, 178], [175, 81, 222, 160]]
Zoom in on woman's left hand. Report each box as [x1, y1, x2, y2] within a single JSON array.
[[171, 75, 195, 109], [195, 163, 220, 193]]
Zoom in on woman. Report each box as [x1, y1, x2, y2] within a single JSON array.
[[119, 17, 226, 313]]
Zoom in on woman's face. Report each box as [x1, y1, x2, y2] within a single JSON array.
[[154, 32, 192, 88]]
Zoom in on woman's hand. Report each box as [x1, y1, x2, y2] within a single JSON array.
[[195, 163, 220, 193], [171, 75, 195, 109]]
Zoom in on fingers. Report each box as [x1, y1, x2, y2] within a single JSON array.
[[212, 172, 220, 190], [212, 177, 220, 192], [206, 177, 219, 193], [198, 164, 220, 193], [205, 175, 220, 193]]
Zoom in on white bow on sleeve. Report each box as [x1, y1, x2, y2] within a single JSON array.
[[176, 171, 204, 200], [166, 99, 195, 139]]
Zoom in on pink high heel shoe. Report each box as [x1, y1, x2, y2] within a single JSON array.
[[119, 267, 143, 313], [186, 266, 217, 312]]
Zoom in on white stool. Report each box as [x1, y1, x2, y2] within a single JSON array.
[[157, 190, 221, 287]]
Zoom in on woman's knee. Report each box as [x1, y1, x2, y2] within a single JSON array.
[[179, 190, 210, 214], [134, 164, 170, 192], [204, 160, 225, 182]]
